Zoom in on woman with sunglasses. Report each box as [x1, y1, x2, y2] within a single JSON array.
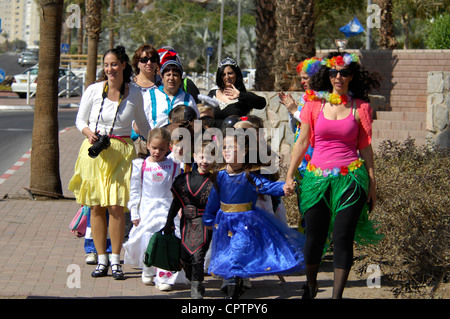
[[283, 51, 383, 299], [131, 44, 161, 92], [130, 45, 162, 158]]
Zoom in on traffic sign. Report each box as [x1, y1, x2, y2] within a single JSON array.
[[206, 46, 213, 57], [0, 68, 5, 83], [61, 43, 70, 53]]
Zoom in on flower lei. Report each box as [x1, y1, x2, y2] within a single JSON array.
[[306, 158, 364, 178], [321, 53, 358, 68], [303, 89, 349, 105], [296, 57, 322, 77]]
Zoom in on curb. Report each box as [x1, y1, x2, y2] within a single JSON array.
[[0, 103, 79, 111], [0, 126, 74, 185], [0, 149, 31, 185]]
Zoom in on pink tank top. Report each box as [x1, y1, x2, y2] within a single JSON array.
[[310, 103, 359, 170]]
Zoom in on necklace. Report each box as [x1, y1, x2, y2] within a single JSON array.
[[303, 90, 349, 105]]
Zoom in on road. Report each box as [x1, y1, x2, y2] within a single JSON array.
[[0, 53, 30, 78], [0, 108, 78, 175]]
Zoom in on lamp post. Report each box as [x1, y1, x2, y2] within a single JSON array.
[[218, 0, 225, 65], [366, 0, 371, 50], [237, 0, 241, 65]]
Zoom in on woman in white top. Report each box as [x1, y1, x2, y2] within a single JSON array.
[[145, 60, 199, 129], [69, 46, 151, 280]]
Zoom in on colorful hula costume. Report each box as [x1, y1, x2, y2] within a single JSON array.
[[300, 158, 383, 255], [298, 97, 384, 261], [293, 57, 322, 233]]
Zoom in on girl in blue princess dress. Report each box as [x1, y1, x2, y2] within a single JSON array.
[[203, 129, 306, 298]]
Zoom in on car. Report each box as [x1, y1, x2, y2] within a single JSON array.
[[11, 65, 83, 98], [242, 68, 256, 90], [17, 51, 38, 66]]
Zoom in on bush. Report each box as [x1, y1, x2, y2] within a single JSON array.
[[425, 14, 450, 49], [354, 139, 449, 297], [283, 138, 449, 298]]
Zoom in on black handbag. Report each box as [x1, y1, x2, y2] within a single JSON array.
[[143, 231, 182, 271]]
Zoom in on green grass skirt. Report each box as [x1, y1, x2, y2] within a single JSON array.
[[295, 162, 384, 255]]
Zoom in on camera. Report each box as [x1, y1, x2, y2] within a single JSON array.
[[88, 133, 111, 158]]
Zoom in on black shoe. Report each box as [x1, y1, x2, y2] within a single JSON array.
[[91, 263, 109, 278], [111, 264, 125, 280], [191, 281, 205, 299], [302, 283, 318, 299], [226, 277, 244, 299]]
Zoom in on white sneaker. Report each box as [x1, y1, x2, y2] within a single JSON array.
[[142, 272, 154, 285], [85, 253, 97, 265], [156, 283, 172, 291]]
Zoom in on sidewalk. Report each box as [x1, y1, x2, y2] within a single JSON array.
[[0, 91, 80, 110], [0, 123, 394, 299]]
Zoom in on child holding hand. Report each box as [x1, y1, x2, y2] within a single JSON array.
[[203, 129, 306, 298]]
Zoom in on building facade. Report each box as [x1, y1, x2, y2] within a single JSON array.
[[0, 0, 40, 49]]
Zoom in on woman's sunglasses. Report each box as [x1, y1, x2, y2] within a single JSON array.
[[329, 68, 352, 78], [139, 56, 158, 64]]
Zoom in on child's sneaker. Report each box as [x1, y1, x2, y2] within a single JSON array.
[[142, 272, 154, 285], [156, 283, 172, 291], [85, 253, 97, 265]]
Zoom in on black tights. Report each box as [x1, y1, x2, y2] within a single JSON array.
[[303, 181, 367, 269]]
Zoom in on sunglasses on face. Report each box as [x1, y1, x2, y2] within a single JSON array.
[[139, 56, 158, 64], [329, 68, 352, 78]]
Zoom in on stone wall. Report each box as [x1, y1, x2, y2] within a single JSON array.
[[248, 91, 302, 166], [427, 71, 450, 148]]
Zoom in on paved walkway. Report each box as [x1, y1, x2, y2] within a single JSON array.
[[0, 106, 395, 299]]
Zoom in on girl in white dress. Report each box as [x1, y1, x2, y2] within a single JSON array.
[[123, 127, 186, 290]]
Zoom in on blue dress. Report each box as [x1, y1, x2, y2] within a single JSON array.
[[203, 169, 305, 279]]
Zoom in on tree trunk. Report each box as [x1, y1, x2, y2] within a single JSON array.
[[85, 0, 102, 86], [109, 0, 115, 49], [274, 0, 315, 91], [29, 0, 64, 197], [77, 0, 84, 55], [378, 0, 398, 49], [254, 0, 277, 91]]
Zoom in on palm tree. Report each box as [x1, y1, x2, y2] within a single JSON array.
[[85, 0, 102, 86], [378, 0, 398, 49], [77, 0, 85, 55], [29, 0, 64, 197], [254, 0, 277, 91], [273, 0, 315, 91], [109, 0, 115, 49]]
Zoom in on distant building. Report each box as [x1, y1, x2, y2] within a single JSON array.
[[0, 0, 40, 49]]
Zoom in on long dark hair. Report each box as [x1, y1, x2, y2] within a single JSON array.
[[211, 128, 265, 192], [98, 45, 133, 83], [310, 51, 381, 102], [215, 63, 246, 92]]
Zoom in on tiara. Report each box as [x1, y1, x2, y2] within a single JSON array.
[[321, 53, 358, 68], [218, 57, 238, 68]]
